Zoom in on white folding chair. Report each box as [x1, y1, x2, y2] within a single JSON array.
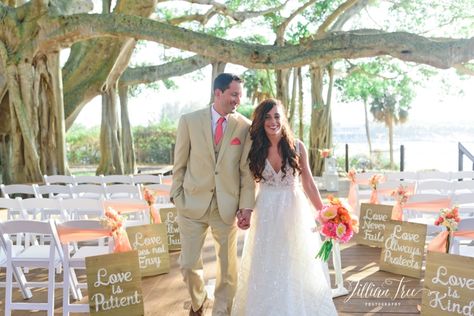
[[452, 180, 474, 195], [20, 197, 66, 222], [450, 170, 474, 181], [73, 175, 105, 185], [53, 219, 112, 315], [0, 198, 32, 299], [35, 184, 75, 199], [415, 179, 453, 195], [0, 220, 60, 316], [451, 193, 474, 206], [60, 198, 104, 220], [451, 193, 474, 218], [132, 174, 162, 185], [0, 197, 28, 220], [43, 174, 76, 186], [449, 218, 474, 257], [105, 184, 142, 199], [417, 170, 451, 180], [102, 174, 133, 184], [71, 184, 107, 199], [404, 193, 452, 235], [1, 184, 39, 199], [384, 171, 418, 181]]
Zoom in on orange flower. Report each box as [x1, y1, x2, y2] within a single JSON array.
[[318, 148, 332, 158]]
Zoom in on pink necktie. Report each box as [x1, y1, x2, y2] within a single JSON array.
[[214, 117, 225, 145]]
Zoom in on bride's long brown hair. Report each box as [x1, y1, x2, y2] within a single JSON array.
[[248, 99, 301, 182]]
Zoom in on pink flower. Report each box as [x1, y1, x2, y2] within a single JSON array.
[[336, 223, 346, 239], [319, 205, 338, 222]]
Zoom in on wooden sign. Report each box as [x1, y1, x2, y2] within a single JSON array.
[[421, 251, 474, 315], [86, 251, 144, 316], [355, 203, 394, 247], [126, 224, 170, 276], [159, 206, 181, 251], [379, 220, 426, 278]]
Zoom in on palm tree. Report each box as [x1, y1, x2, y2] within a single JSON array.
[[370, 91, 410, 168]]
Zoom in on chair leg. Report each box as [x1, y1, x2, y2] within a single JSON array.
[[5, 258, 13, 316], [47, 251, 56, 316], [12, 266, 33, 299]]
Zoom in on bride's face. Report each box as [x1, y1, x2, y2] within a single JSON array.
[[264, 105, 282, 137]]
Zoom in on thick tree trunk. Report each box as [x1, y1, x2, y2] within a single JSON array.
[[276, 68, 290, 110], [97, 86, 124, 175], [119, 85, 135, 174], [309, 65, 333, 176], [4, 53, 67, 184], [288, 67, 297, 127]]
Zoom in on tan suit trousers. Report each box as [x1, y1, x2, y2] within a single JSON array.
[[177, 195, 238, 316]]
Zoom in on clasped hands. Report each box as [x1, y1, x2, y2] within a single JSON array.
[[236, 208, 252, 230]]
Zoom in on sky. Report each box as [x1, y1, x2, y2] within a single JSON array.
[[75, 1, 474, 128], [74, 64, 474, 128]]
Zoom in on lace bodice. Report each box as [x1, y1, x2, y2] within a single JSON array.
[[260, 159, 299, 188]]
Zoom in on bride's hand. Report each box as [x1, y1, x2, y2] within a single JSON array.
[[237, 208, 252, 230]]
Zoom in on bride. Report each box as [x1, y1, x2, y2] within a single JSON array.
[[232, 99, 337, 316]]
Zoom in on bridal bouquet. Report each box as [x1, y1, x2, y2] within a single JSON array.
[[315, 196, 358, 262], [142, 187, 162, 224]]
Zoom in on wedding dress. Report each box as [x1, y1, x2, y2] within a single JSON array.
[[231, 159, 338, 316]]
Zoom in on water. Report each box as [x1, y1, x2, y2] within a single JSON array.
[[334, 126, 474, 171]]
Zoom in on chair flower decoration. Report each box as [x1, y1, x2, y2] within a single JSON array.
[[315, 196, 359, 262], [346, 169, 358, 214], [434, 207, 461, 231], [369, 174, 384, 204], [390, 184, 410, 204], [434, 206, 461, 253], [390, 184, 410, 220], [100, 207, 132, 252], [347, 169, 356, 183], [318, 148, 332, 159], [142, 187, 162, 224]]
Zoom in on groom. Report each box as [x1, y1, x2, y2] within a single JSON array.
[[171, 73, 256, 316]]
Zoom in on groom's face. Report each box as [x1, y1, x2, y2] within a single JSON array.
[[214, 80, 242, 116]]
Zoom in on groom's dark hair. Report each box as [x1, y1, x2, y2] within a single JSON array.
[[213, 73, 242, 93]]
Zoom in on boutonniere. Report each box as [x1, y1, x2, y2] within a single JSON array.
[[230, 137, 241, 145]]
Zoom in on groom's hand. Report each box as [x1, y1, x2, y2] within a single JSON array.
[[236, 208, 252, 230]]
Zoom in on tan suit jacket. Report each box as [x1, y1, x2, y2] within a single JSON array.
[[171, 107, 255, 225]]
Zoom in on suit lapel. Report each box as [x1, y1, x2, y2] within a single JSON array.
[[216, 114, 237, 166], [201, 108, 216, 164]]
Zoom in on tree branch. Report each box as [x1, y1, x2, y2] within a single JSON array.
[[40, 14, 474, 70], [119, 54, 212, 87], [169, 0, 289, 24], [276, 0, 317, 43], [316, 0, 360, 36]]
